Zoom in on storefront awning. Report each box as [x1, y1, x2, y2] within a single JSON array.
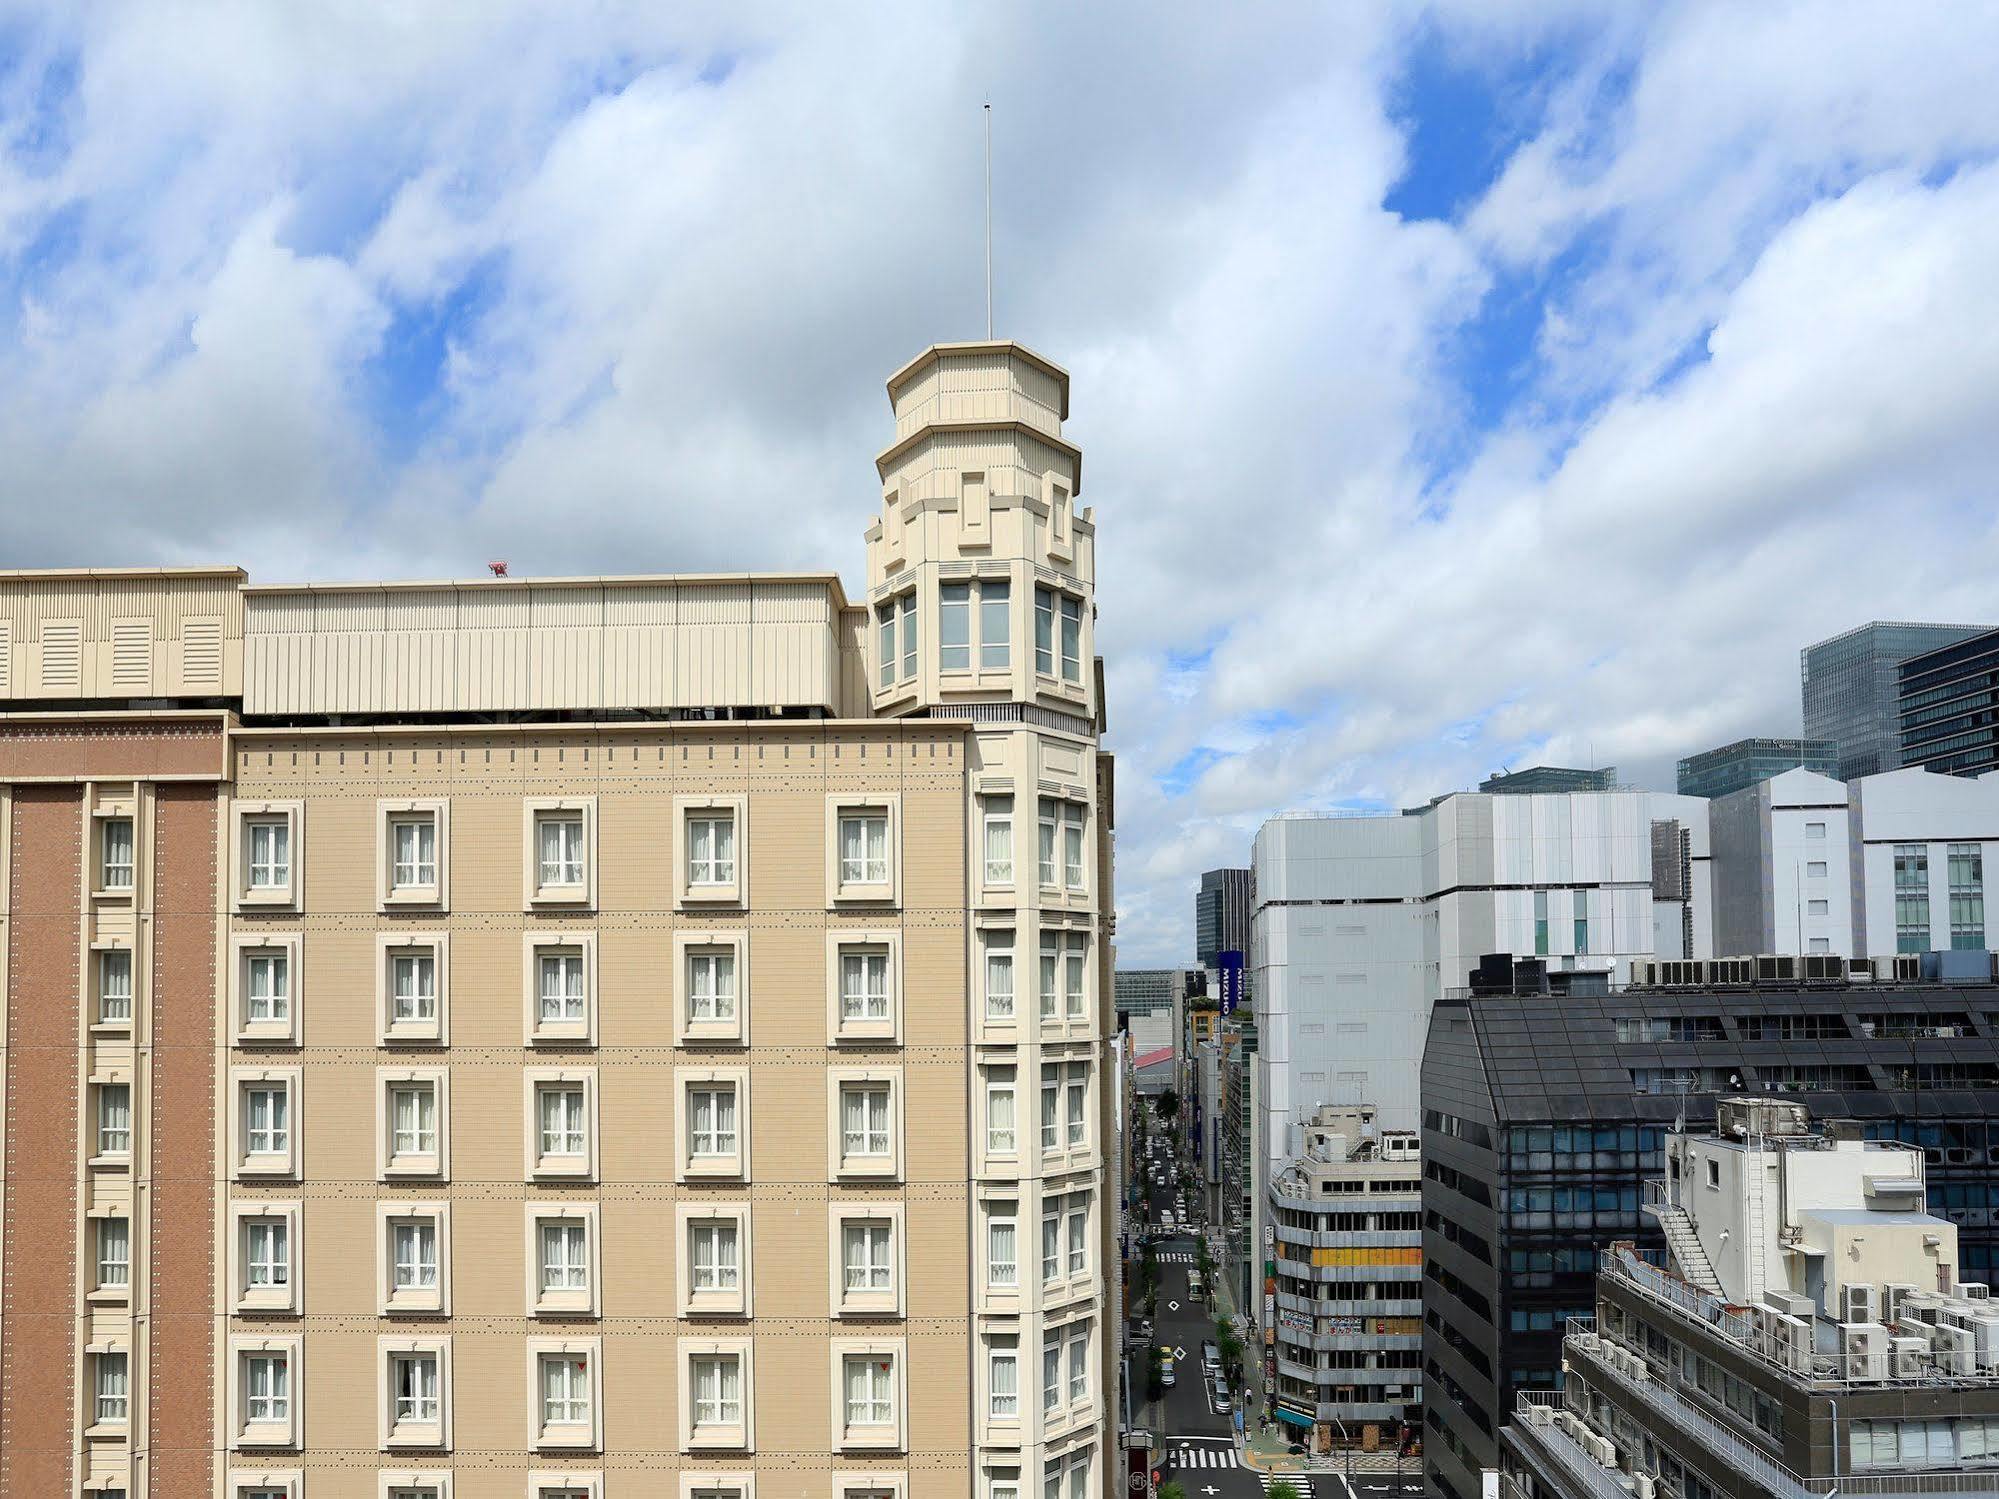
[[1277, 1407, 1314, 1428]]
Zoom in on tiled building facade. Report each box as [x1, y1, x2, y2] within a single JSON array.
[[0, 341, 1114, 1499]]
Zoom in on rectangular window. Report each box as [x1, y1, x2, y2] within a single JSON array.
[[989, 1342, 1019, 1417], [1064, 937, 1087, 1018], [1038, 933, 1059, 1020], [247, 819, 290, 889], [843, 1353, 894, 1426], [839, 812, 890, 884], [1067, 1325, 1088, 1403], [393, 1221, 438, 1290], [1042, 1333, 1061, 1412], [841, 1084, 892, 1158], [95, 1351, 129, 1423], [392, 1352, 440, 1423], [98, 1083, 131, 1156], [245, 1352, 289, 1424], [1040, 1066, 1059, 1152], [247, 1219, 290, 1288], [1807, 860, 1828, 878], [983, 795, 1014, 885], [691, 1354, 742, 1427], [1950, 843, 1985, 950], [986, 1069, 1017, 1154], [540, 1353, 590, 1425], [392, 817, 437, 888], [876, 600, 897, 690], [940, 581, 972, 671], [102, 817, 135, 889], [839, 949, 889, 1021], [537, 814, 586, 888], [1574, 915, 1588, 955], [539, 1087, 587, 1157], [1896, 844, 1931, 953], [1038, 800, 1058, 886], [689, 1086, 738, 1157], [985, 932, 1015, 1020], [1806, 821, 1827, 839], [246, 1084, 289, 1156], [1534, 889, 1549, 957], [842, 1221, 892, 1293], [1060, 595, 1083, 682], [246, 952, 290, 1023], [1063, 803, 1085, 889], [980, 579, 1011, 669], [1066, 1199, 1087, 1275], [392, 1084, 436, 1157], [1034, 588, 1055, 675], [1065, 1064, 1087, 1147], [1809, 899, 1830, 916], [688, 949, 737, 1021], [691, 1220, 741, 1292], [688, 814, 736, 886], [99, 948, 133, 1023], [1041, 1203, 1061, 1282], [392, 951, 438, 1023], [98, 1216, 131, 1288], [988, 1203, 1019, 1288], [541, 1222, 589, 1292], [898, 592, 917, 681]]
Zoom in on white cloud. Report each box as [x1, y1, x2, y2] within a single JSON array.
[[1, 2, 1996, 963]]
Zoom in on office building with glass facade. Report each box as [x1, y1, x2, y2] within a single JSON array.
[[1676, 736, 1836, 799], [1802, 621, 1988, 780], [1195, 867, 1251, 970], [1899, 625, 1999, 778]]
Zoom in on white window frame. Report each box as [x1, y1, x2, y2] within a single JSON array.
[[86, 1074, 131, 1165], [674, 796, 747, 909], [828, 1068, 903, 1182], [377, 1068, 450, 1181], [523, 797, 597, 910], [232, 802, 303, 910], [528, 1474, 603, 1499], [378, 799, 449, 910], [675, 930, 748, 1047], [233, 1067, 302, 1180], [524, 1069, 599, 1183], [828, 1338, 906, 1453], [677, 1202, 753, 1318], [525, 1204, 601, 1319], [378, 933, 449, 1047], [824, 793, 901, 907], [376, 1472, 452, 1499], [228, 1336, 302, 1450], [96, 808, 137, 894], [378, 1334, 452, 1452], [983, 1066, 1019, 1163], [679, 1476, 758, 1499], [91, 1209, 132, 1302], [826, 930, 902, 1045], [983, 1197, 1021, 1297], [527, 1337, 603, 1452], [229, 1200, 303, 1315], [829, 1203, 904, 1318], [88, 1343, 130, 1429], [93, 941, 135, 1030], [987, 1337, 1022, 1424], [981, 925, 1018, 1029], [378, 1201, 451, 1317], [231, 934, 302, 1047], [981, 792, 1015, 888], [678, 1339, 754, 1453], [676, 1067, 749, 1182], [226, 1472, 303, 1499], [523, 931, 598, 1047]]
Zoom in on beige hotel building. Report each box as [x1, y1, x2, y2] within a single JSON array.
[[0, 341, 1115, 1499]]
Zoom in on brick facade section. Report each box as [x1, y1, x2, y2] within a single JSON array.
[[147, 784, 218, 1497], [1, 786, 82, 1495], [0, 718, 225, 781]]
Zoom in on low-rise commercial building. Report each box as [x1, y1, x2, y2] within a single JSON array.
[[1267, 1106, 1422, 1454], [1502, 1097, 1999, 1499]]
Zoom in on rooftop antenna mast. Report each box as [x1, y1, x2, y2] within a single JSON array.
[[984, 100, 994, 338]]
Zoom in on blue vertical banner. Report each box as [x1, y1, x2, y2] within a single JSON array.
[[1218, 950, 1244, 1015]]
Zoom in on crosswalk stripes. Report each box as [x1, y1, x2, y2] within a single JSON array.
[[1258, 1476, 1316, 1496], [1154, 1250, 1195, 1264], [1167, 1445, 1240, 1469]]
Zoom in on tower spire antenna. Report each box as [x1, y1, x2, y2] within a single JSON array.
[[984, 99, 993, 339]]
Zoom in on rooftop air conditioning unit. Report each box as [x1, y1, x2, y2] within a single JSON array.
[[1772, 1313, 1814, 1374], [1884, 1283, 1923, 1325], [1848, 958, 1876, 982], [1758, 954, 1799, 984], [1526, 1402, 1552, 1427], [1891, 1336, 1928, 1380], [1934, 1324, 1976, 1377], [1963, 1283, 1991, 1301], [1875, 954, 1922, 982], [1804, 953, 1845, 982], [1765, 1289, 1816, 1319], [1967, 1313, 1999, 1369], [1841, 1322, 1889, 1381], [1844, 1283, 1882, 1325], [1631, 960, 1659, 988], [1633, 1475, 1658, 1499]]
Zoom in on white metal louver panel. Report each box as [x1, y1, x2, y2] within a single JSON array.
[[111, 618, 154, 693], [0, 619, 11, 695], [40, 619, 82, 693], [182, 617, 223, 692]]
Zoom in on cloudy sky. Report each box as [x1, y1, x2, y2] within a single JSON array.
[[3, 3, 1998, 964]]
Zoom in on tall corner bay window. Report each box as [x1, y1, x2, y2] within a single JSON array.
[[1034, 587, 1083, 683], [876, 591, 918, 688], [940, 577, 1011, 672]]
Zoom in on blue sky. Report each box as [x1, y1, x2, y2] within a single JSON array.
[[3, 2, 1999, 964]]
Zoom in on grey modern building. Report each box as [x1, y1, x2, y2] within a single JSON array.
[[1478, 766, 1618, 795], [1113, 967, 1196, 1018], [1196, 866, 1252, 968], [1803, 621, 1988, 780], [1420, 955, 1999, 1499], [1900, 625, 1999, 778], [1676, 736, 1837, 799]]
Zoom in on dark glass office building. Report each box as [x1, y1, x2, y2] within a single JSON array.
[[1900, 625, 1999, 777], [1196, 866, 1251, 969], [1419, 959, 1999, 1499], [1802, 620, 1987, 780], [1477, 766, 1617, 795], [1675, 736, 1836, 799]]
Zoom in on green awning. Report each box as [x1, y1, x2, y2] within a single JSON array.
[[1277, 1407, 1313, 1427]]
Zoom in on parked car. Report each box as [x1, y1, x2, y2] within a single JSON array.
[[1201, 1340, 1220, 1371], [1211, 1375, 1230, 1408]]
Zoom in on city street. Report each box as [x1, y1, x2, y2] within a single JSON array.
[[1135, 1141, 1423, 1499]]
